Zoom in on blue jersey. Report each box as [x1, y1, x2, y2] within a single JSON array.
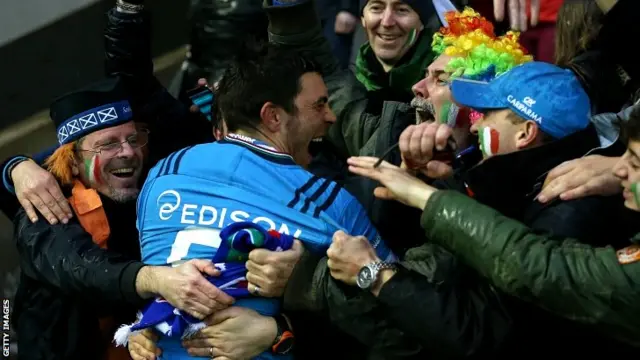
[[136, 134, 395, 359]]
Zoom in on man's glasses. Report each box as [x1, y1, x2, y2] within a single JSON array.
[[79, 128, 150, 156]]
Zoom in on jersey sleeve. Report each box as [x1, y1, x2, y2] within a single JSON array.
[[338, 195, 397, 262]]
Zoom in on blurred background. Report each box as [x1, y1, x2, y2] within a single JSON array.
[[0, 1, 365, 357]]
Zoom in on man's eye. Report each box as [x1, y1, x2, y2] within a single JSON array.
[[99, 142, 119, 151]]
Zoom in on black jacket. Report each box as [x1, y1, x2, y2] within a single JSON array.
[[12, 8, 213, 359], [13, 197, 143, 359], [176, 0, 268, 89], [455, 125, 634, 247], [436, 125, 638, 357]]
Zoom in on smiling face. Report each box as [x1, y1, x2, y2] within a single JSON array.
[[410, 54, 473, 150], [74, 121, 145, 202], [274, 72, 336, 167], [614, 140, 640, 212], [361, 0, 424, 70]]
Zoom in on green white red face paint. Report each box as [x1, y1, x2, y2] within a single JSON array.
[[479, 127, 500, 158], [84, 154, 102, 185], [404, 28, 419, 49], [631, 183, 640, 208]]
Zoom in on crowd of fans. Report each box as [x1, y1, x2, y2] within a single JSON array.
[[2, 0, 640, 359]]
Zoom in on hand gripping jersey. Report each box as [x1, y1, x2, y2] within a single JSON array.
[[136, 133, 396, 359]]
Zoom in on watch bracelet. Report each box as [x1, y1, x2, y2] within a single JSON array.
[[116, 0, 144, 12]]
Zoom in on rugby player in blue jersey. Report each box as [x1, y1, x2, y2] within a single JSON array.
[[134, 42, 397, 359]]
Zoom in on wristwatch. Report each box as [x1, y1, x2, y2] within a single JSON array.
[[356, 262, 397, 290], [271, 314, 295, 355]]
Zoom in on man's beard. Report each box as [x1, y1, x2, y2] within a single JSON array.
[[411, 97, 460, 127], [102, 157, 142, 203]]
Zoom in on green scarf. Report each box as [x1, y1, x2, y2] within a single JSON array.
[[355, 31, 435, 98]]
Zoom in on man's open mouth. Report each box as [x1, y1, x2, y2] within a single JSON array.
[[110, 168, 135, 178]]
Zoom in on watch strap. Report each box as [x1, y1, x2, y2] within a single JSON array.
[[271, 314, 294, 354], [116, 0, 144, 13]]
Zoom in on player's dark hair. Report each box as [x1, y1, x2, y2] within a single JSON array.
[[214, 39, 322, 133], [620, 105, 640, 143]]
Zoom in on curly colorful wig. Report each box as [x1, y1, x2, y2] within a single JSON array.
[[431, 7, 533, 80]]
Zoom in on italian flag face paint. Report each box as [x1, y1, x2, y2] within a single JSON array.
[[404, 28, 419, 49], [84, 154, 102, 185], [479, 127, 500, 158], [631, 183, 640, 208], [439, 101, 452, 125]]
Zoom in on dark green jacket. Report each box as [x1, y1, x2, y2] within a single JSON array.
[[422, 190, 640, 347]]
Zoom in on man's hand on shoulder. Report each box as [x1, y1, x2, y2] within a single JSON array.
[[12, 159, 73, 225], [135, 260, 235, 319]]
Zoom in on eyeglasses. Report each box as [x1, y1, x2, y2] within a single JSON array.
[[79, 128, 150, 156]]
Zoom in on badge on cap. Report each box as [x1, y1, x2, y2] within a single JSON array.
[[616, 244, 640, 264]]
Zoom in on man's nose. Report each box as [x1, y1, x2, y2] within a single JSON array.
[[326, 107, 337, 124], [469, 121, 480, 135], [380, 9, 396, 27], [412, 78, 427, 98], [118, 141, 136, 157], [613, 159, 628, 180]]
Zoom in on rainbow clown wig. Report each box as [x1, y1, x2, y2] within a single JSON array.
[[431, 7, 533, 81]]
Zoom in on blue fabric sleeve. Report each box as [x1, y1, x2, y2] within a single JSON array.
[[338, 197, 397, 262], [272, 0, 305, 6], [2, 156, 29, 194], [2, 146, 56, 194]]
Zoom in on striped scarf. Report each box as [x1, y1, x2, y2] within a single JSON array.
[[113, 221, 294, 346]]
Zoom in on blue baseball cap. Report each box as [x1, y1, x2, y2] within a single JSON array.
[[451, 61, 591, 140]]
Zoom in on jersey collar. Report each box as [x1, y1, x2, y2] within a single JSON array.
[[221, 133, 296, 165]]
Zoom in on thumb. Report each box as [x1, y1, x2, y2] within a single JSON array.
[[291, 239, 304, 254], [191, 259, 220, 277], [205, 307, 235, 326], [373, 187, 396, 200]]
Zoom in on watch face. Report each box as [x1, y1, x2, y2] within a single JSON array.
[[357, 265, 374, 289]]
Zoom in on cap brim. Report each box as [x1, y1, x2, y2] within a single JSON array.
[[451, 78, 505, 111]]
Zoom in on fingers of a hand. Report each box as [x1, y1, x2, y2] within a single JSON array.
[[182, 294, 215, 319], [546, 160, 577, 182], [247, 272, 281, 297], [191, 259, 219, 276], [539, 170, 584, 202], [493, 0, 506, 20], [197, 78, 208, 86], [529, 0, 540, 26], [373, 186, 396, 201], [347, 156, 386, 168], [185, 340, 221, 357], [423, 161, 453, 179], [129, 342, 157, 360], [213, 357, 232, 360], [39, 190, 69, 224], [18, 195, 38, 223], [196, 280, 234, 307], [559, 185, 591, 201], [520, 0, 528, 30], [434, 125, 452, 151], [48, 183, 72, 218], [131, 333, 158, 353], [508, 0, 521, 30], [348, 164, 384, 182], [399, 125, 415, 155], [29, 194, 58, 224], [409, 124, 429, 161]]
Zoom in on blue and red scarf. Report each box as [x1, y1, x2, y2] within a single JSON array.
[[113, 221, 294, 346]]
